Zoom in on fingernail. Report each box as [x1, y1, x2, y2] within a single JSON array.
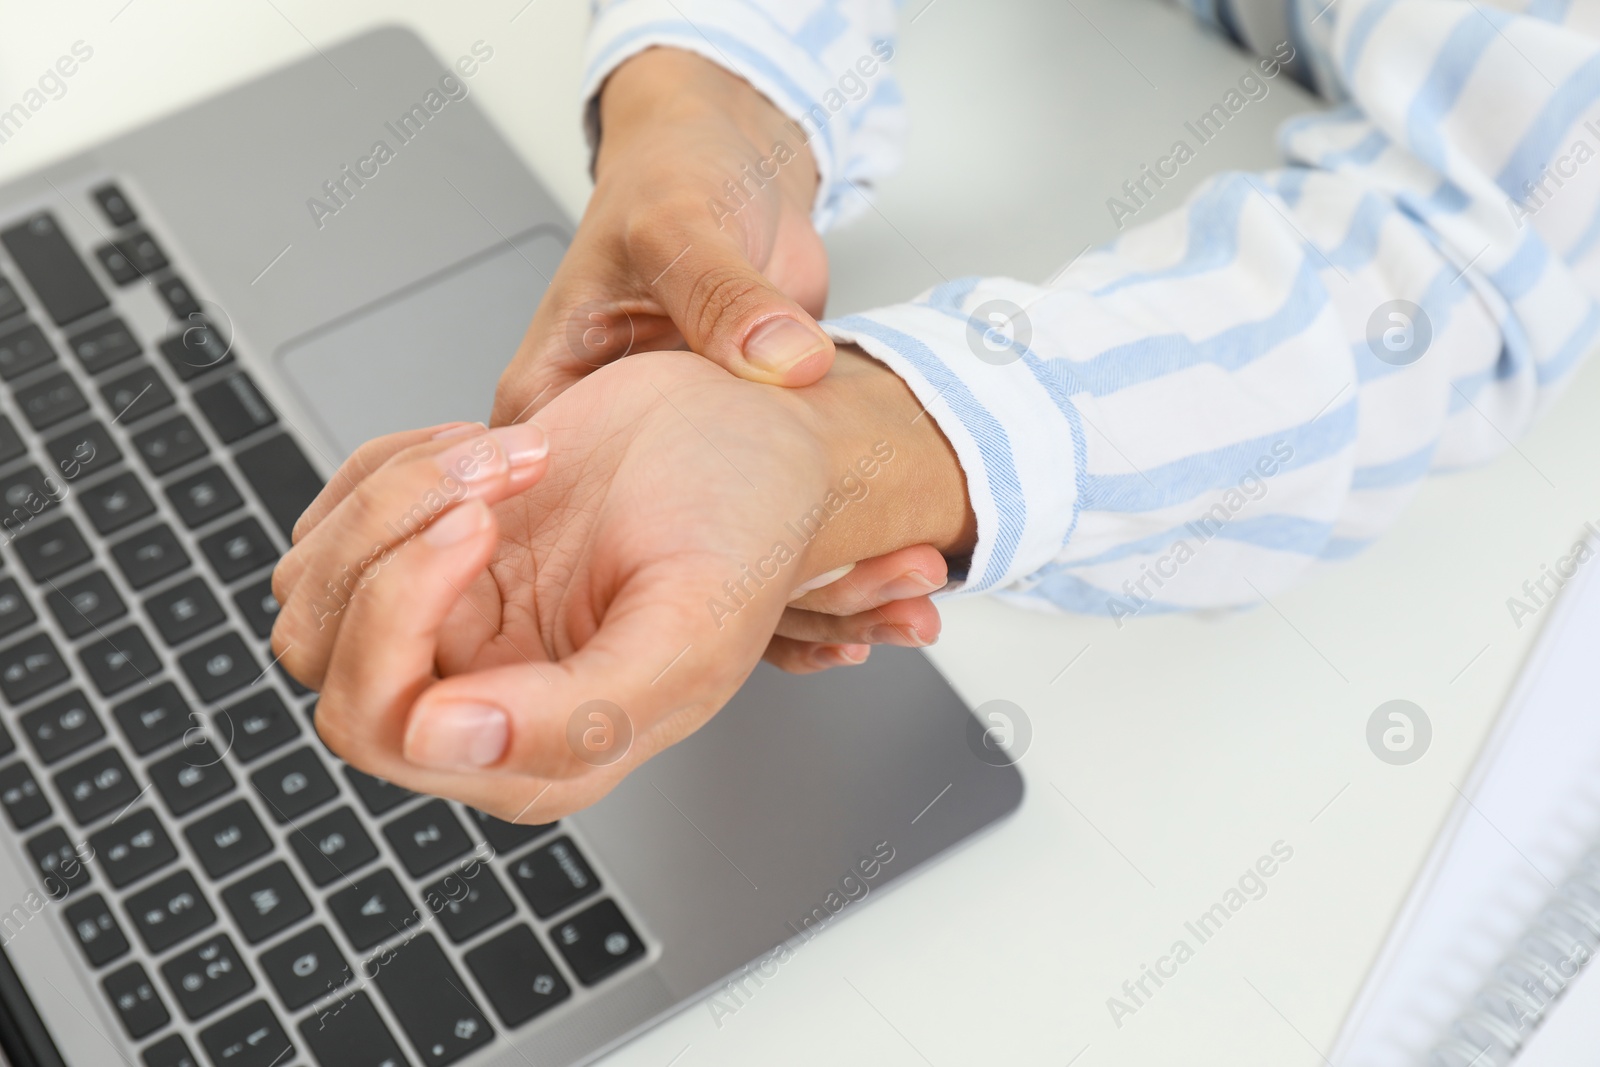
[[432, 422, 484, 440], [406, 702, 509, 770], [879, 571, 941, 600], [489, 422, 549, 466], [744, 317, 829, 373], [424, 500, 488, 547], [836, 644, 871, 664], [790, 562, 856, 601]]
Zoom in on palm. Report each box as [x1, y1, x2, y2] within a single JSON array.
[[441, 352, 829, 705]]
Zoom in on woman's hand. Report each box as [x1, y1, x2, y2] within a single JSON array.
[[491, 47, 836, 426], [273, 348, 974, 822]]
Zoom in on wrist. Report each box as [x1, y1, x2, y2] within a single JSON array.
[[597, 47, 819, 211], [787, 347, 976, 573]]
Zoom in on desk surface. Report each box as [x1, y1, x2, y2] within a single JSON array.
[[5, 2, 1592, 1064]]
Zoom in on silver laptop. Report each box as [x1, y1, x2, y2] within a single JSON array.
[[0, 26, 1022, 1067]]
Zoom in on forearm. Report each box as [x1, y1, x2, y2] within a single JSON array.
[[821, 0, 1600, 615]]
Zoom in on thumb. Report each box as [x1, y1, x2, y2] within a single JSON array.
[[647, 239, 835, 386]]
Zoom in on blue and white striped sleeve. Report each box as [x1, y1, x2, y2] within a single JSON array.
[[825, 0, 1600, 618], [581, 0, 906, 231]]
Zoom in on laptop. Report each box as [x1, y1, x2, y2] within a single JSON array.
[[0, 24, 1023, 1067]]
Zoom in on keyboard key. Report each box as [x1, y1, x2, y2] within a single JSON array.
[[0, 413, 25, 467], [327, 869, 417, 950], [0, 577, 37, 640], [215, 690, 297, 763], [108, 231, 168, 278], [200, 518, 277, 583], [195, 374, 277, 444], [111, 523, 189, 587], [467, 809, 555, 856], [0, 632, 69, 703], [250, 746, 335, 823], [79, 471, 155, 534], [142, 1034, 199, 1067], [383, 799, 472, 878], [132, 414, 206, 475], [260, 924, 351, 1010], [92, 184, 137, 228], [232, 577, 279, 639], [162, 932, 253, 1020], [0, 275, 22, 322], [78, 624, 160, 695], [14, 372, 87, 430], [0, 322, 57, 380], [180, 632, 258, 703], [291, 806, 377, 887], [94, 243, 140, 286], [156, 275, 201, 320], [21, 690, 104, 764], [167, 465, 243, 528], [102, 961, 168, 1039], [344, 767, 414, 817], [100, 363, 173, 424], [145, 577, 225, 646], [423, 863, 514, 944], [220, 860, 310, 944], [507, 835, 600, 918], [64, 891, 129, 967], [68, 315, 140, 374], [15, 517, 92, 581], [0, 466, 65, 534], [552, 898, 645, 986], [113, 681, 193, 755], [0, 717, 13, 760], [159, 319, 232, 380], [0, 213, 109, 326], [26, 825, 91, 898], [299, 990, 407, 1067], [373, 933, 494, 1066], [126, 869, 214, 953], [90, 807, 177, 888], [184, 799, 270, 880], [235, 435, 324, 539], [464, 924, 571, 1026], [55, 746, 140, 824], [0, 762, 51, 829], [46, 570, 126, 638], [149, 737, 234, 817], [46, 421, 121, 483], [200, 999, 293, 1067]]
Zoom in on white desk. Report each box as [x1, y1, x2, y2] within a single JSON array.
[[6, 2, 1594, 1064]]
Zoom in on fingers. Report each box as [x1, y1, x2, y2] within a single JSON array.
[[787, 545, 948, 614], [762, 636, 870, 674], [291, 421, 482, 544], [271, 423, 549, 689], [635, 230, 835, 386], [775, 595, 941, 648]]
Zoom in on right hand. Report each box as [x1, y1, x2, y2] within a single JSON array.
[[491, 46, 837, 426]]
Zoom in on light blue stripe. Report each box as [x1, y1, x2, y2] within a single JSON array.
[[1341, 0, 1403, 85], [1489, 231, 1550, 302], [1495, 52, 1600, 195], [830, 315, 1029, 593], [1406, 12, 1504, 175], [1351, 441, 1437, 490], [1065, 514, 1338, 569], [1079, 400, 1357, 513], [1538, 301, 1600, 384], [1092, 175, 1253, 298]]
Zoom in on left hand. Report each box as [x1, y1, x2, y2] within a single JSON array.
[[272, 348, 974, 822]]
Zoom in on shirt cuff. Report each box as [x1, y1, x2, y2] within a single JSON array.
[[823, 302, 1081, 598], [581, 1, 846, 230]]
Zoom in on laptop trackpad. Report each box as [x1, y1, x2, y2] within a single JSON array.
[[275, 227, 566, 458]]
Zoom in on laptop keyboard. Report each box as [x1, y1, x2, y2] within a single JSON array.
[[0, 183, 647, 1066]]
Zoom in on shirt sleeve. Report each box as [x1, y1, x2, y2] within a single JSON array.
[[582, 0, 906, 231], [823, 0, 1600, 621]]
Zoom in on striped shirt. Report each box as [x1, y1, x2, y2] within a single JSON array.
[[585, 0, 1600, 619]]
